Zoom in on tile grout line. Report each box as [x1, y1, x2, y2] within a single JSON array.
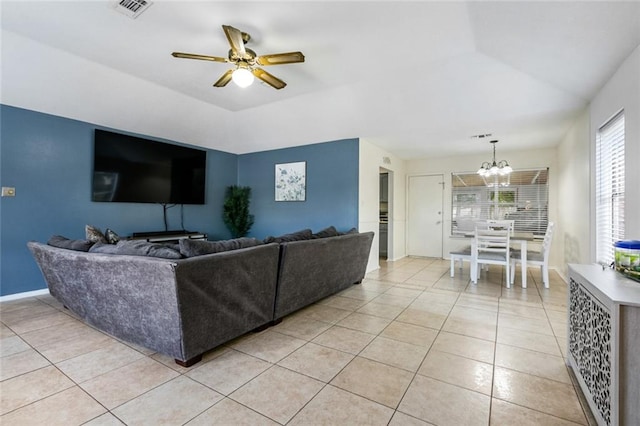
[[383, 263, 460, 424], [222, 274, 418, 425], [301, 261, 452, 424], [0, 317, 115, 421], [488, 284, 503, 425], [1, 263, 588, 425]]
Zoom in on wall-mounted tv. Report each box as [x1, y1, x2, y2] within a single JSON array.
[[92, 129, 206, 204]]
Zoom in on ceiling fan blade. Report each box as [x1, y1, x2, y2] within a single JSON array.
[[256, 52, 305, 66], [222, 25, 246, 58], [252, 68, 286, 90], [213, 69, 234, 87], [171, 52, 228, 63]]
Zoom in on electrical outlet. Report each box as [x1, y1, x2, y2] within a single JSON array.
[[2, 187, 16, 197]]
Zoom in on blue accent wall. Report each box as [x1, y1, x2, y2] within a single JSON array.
[[0, 105, 360, 297], [238, 139, 359, 239], [0, 105, 237, 296]]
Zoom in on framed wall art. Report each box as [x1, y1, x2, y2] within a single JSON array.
[[275, 161, 306, 201]]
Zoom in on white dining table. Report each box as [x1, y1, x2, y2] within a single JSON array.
[[468, 232, 536, 288]]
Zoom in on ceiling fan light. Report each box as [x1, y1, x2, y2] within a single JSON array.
[[232, 67, 254, 88]]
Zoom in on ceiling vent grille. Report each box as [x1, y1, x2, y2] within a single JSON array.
[[470, 133, 493, 139], [111, 0, 152, 19]]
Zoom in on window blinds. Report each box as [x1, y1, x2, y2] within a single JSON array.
[[451, 168, 549, 236], [596, 110, 625, 265]]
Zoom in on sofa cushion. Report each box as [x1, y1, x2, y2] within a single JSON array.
[[179, 237, 264, 258], [85, 225, 107, 243], [47, 235, 95, 252], [312, 226, 339, 239], [264, 229, 313, 244], [89, 240, 182, 259]]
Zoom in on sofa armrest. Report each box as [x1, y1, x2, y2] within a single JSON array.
[[28, 242, 184, 358]]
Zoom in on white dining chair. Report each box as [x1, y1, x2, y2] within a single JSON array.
[[450, 245, 472, 277], [450, 220, 489, 277], [510, 221, 555, 288], [471, 223, 512, 287], [486, 219, 515, 235]]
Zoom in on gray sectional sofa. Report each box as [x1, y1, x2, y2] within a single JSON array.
[[28, 241, 280, 366], [274, 232, 374, 319], [28, 230, 374, 366]]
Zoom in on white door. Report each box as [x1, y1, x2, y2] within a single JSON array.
[[407, 175, 444, 257]]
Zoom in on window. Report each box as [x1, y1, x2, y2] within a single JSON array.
[[451, 169, 549, 236], [596, 110, 625, 265]]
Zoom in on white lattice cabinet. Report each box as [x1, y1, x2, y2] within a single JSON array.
[[568, 264, 640, 426]]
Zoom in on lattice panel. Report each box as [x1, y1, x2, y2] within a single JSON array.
[[568, 278, 612, 426], [591, 298, 612, 425], [568, 279, 580, 362]]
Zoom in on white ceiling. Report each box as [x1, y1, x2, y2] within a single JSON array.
[[1, 1, 639, 159]]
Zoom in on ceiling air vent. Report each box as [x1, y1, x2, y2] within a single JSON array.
[[470, 133, 493, 139], [111, 0, 152, 19]]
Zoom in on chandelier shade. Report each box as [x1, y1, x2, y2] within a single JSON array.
[[477, 140, 512, 176]]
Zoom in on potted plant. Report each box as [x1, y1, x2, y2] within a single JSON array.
[[222, 185, 255, 238]]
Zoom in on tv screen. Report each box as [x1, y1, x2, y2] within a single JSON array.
[[92, 129, 206, 204]]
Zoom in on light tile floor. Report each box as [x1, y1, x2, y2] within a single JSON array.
[[1, 258, 597, 425]]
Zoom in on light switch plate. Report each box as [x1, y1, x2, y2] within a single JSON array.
[[2, 187, 16, 197]]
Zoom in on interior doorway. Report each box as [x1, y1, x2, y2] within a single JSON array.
[[407, 174, 444, 258], [379, 168, 392, 260]]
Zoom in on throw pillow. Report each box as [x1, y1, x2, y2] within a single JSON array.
[[47, 235, 94, 252], [312, 226, 339, 239], [179, 237, 263, 258], [85, 225, 107, 244], [105, 228, 120, 244], [340, 227, 358, 235], [163, 242, 181, 252], [263, 229, 313, 244], [89, 240, 182, 259]]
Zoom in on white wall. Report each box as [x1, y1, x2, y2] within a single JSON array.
[[589, 45, 640, 258], [406, 147, 561, 268], [359, 139, 407, 272], [556, 109, 591, 277], [0, 30, 237, 153], [363, 45, 638, 278]]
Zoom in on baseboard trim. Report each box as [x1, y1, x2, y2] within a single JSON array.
[[0, 288, 50, 302], [388, 255, 407, 262], [554, 266, 569, 284]]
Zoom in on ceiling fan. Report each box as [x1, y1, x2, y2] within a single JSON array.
[[172, 25, 305, 90]]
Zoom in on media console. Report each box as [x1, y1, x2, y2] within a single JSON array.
[[130, 230, 207, 244]]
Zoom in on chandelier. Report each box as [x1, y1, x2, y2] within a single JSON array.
[[477, 140, 512, 176]]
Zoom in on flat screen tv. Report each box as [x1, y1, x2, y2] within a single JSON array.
[[92, 129, 206, 204]]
